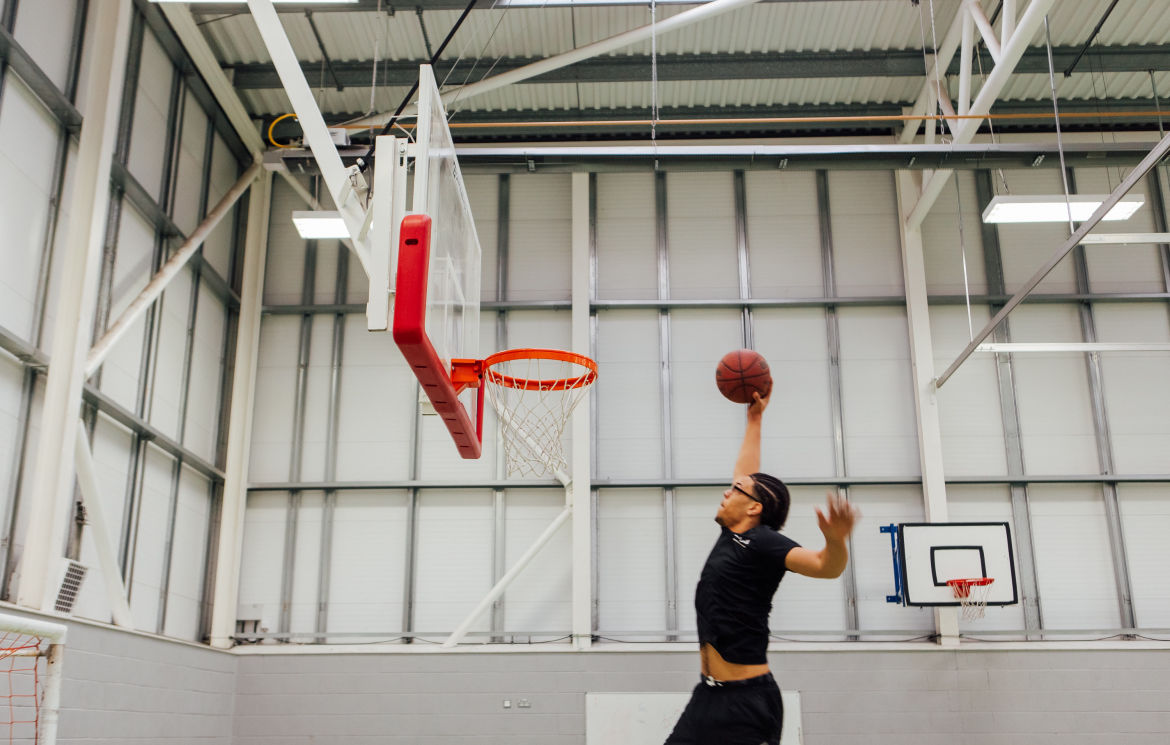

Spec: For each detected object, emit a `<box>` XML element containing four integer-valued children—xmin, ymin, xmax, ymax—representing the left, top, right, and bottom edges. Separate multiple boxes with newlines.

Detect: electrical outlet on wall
<box><xmin>518</xmin><ymin>699</ymin><xmax>531</xmax><ymax>708</ymax></box>
<box><xmin>503</xmin><ymin>700</ymin><xmax>511</xmax><ymax>708</ymax></box>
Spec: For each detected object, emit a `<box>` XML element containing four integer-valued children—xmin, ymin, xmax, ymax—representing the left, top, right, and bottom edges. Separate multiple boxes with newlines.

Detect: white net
<box><xmin>483</xmin><ymin>352</ymin><xmax>596</xmax><ymax>478</ymax></box>
<box><xmin>949</xmin><ymin>578</ymin><xmax>995</xmax><ymax>621</ymax></box>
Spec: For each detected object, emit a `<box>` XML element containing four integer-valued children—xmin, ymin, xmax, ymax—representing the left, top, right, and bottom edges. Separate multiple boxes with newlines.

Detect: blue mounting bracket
<box><xmin>880</xmin><ymin>524</ymin><xmax>904</xmax><ymax>605</ymax></box>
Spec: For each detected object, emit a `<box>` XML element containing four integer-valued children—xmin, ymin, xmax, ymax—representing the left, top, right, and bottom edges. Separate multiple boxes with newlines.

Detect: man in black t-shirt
<box><xmin>664</xmin><ymin>392</ymin><xmax>858</xmax><ymax>745</ymax></box>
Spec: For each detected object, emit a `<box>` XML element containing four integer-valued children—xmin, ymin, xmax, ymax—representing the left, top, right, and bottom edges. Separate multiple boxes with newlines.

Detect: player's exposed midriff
<box><xmin>699</xmin><ymin>643</ymin><xmax>771</xmax><ymax>681</ymax></box>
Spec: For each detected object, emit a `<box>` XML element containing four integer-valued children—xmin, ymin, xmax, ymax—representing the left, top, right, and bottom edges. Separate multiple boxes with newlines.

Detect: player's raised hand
<box><xmin>816</xmin><ymin>490</ymin><xmax>858</xmax><ymax>543</ymax></box>
<box><xmin>747</xmin><ymin>390</ymin><xmax>770</xmax><ymax>420</ymax></box>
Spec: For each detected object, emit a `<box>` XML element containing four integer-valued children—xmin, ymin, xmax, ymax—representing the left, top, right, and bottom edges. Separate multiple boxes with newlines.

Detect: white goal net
<box><xmin>0</xmin><ymin>614</ymin><xmax>65</xmax><ymax>744</ymax></box>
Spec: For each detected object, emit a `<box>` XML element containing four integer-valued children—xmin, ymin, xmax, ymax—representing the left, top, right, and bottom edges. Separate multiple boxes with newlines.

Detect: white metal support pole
<box><xmin>209</xmin><ymin>171</ymin><xmax>273</xmax><ymax>649</ymax></box>
<box><xmin>16</xmin><ymin>0</ymin><xmax>134</xmax><ymax>612</ymax></box>
<box><xmin>73</xmin><ymin>424</ymin><xmax>134</xmax><ymax>629</ymax></box>
<box><xmin>39</xmin><ymin>641</ymin><xmax>64</xmax><ymax>745</ymax></box>
<box><xmin>958</xmin><ymin>9</ymin><xmax>974</xmax><ymax>117</ymax></box>
<box><xmin>1002</xmin><ymin>0</ymin><xmax>1017</xmax><ymax>48</ymax></box>
<box><xmin>899</xmin><ymin>11</ymin><xmax>965</xmax><ymax>144</ymax></box>
<box><xmin>246</xmin><ymin>0</ymin><xmax>371</xmax><ymax>273</ymax></box>
<box><xmin>967</xmin><ymin>0</ymin><xmax>1002</xmax><ymax>63</ymax></box>
<box><xmin>895</xmin><ymin>171</ymin><xmax>958</xmax><ymax>646</ymax></box>
<box><xmin>86</xmin><ymin>161</ymin><xmax>262</xmax><ymax>376</ymax></box>
<box><xmin>571</xmin><ymin>172</ymin><xmax>592</xmax><ymax>650</ymax></box>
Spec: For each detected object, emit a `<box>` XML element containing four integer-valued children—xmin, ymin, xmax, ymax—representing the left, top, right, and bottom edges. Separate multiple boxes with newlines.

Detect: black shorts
<box><xmin>664</xmin><ymin>672</ymin><xmax>784</xmax><ymax>745</ymax></box>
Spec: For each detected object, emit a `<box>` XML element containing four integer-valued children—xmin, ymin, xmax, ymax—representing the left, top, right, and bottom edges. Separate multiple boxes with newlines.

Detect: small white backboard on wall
<box><xmin>898</xmin><ymin>522</ymin><xmax>1019</xmax><ymax>606</ymax></box>
<box><xmin>586</xmin><ymin>691</ymin><xmax>802</xmax><ymax>745</ymax></box>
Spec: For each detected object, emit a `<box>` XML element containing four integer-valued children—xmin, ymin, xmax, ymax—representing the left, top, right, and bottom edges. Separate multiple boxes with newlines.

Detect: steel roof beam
<box><xmin>227</xmin><ymin>45</ymin><xmax>1170</xmax><ymax>89</ymax></box>
<box><xmin>191</xmin><ymin>0</ymin><xmax>883</xmax><ymax>10</ymax></box>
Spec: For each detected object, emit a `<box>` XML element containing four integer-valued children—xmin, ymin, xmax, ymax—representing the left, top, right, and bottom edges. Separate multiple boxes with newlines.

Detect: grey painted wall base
<box><xmin>2</xmin><ymin>607</ymin><xmax>1167</xmax><ymax>744</ymax></box>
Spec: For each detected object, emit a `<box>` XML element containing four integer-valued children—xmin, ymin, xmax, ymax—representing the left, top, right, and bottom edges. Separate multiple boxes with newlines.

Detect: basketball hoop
<box><xmin>480</xmin><ymin>349</ymin><xmax>597</xmax><ymax>480</ymax></box>
<box><xmin>947</xmin><ymin>577</ymin><xmax>995</xmax><ymax>621</ymax></box>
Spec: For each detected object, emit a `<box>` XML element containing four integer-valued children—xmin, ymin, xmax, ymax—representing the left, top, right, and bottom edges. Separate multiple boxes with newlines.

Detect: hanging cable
<box><xmin>1153</xmin><ymin>70</ymin><xmax>1165</xmax><ymax>139</ymax></box>
<box><xmin>359</xmin><ymin>0</ymin><xmax>479</xmax><ymax>168</ymax></box>
<box><xmin>1044</xmin><ymin>15</ymin><xmax>1075</xmax><ymax>235</ymax></box>
<box><xmin>369</xmin><ymin>0</ymin><xmax>384</xmax><ymax>143</ymax></box>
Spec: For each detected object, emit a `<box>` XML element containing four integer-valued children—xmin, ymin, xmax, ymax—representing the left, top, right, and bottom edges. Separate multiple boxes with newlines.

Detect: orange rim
<box><xmin>482</xmin><ymin>348</ymin><xmax>598</xmax><ymax>391</ymax></box>
<box><xmin>946</xmin><ymin>578</ymin><xmax>993</xmax><ymax>598</ymax></box>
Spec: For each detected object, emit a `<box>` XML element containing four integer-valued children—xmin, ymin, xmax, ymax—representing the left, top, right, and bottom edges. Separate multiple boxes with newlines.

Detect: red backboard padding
<box><xmin>392</xmin><ymin>214</ymin><xmax>483</xmax><ymax>459</ymax></box>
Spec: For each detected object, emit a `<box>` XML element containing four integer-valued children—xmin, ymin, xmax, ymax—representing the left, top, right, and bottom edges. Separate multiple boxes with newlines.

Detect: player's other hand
<box><xmin>747</xmin><ymin>391</ymin><xmax>770</xmax><ymax>420</ymax></box>
<box><xmin>816</xmin><ymin>491</ymin><xmax>859</xmax><ymax>543</ymax></box>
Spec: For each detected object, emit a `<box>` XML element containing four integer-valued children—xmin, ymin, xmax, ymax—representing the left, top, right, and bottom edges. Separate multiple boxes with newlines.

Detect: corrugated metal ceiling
<box><xmin>199</xmin><ymin>0</ymin><xmax>1170</xmax><ymax>116</ymax></box>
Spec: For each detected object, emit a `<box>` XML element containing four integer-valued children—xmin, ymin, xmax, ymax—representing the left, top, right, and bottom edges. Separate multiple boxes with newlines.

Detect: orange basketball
<box><xmin>715</xmin><ymin>349</ymin><xmax>773</xmax><ymax>404</ymax></box>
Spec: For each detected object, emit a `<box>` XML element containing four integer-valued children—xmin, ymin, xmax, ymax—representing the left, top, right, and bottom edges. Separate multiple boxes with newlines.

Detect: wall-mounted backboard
<box><xmin>898</xmin><ymin>522</ymin><xmax>1019</xmax><ymax>607</ymax></box>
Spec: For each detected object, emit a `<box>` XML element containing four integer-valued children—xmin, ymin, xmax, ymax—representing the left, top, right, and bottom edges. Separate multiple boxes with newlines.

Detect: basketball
<box><xmin>715</xmin><ymin>349</ymin><xmax>773</xmax><ymax>404</ymax></box>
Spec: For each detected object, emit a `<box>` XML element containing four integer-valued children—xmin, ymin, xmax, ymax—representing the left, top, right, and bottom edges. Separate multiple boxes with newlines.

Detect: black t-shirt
<box><xmin>695</xmin><ymin>525</ymin><xmax>801</xmax><ymax>665</ymax></box>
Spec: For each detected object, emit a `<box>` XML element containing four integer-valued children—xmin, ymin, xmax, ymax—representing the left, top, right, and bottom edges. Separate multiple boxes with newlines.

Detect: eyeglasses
<box><xmin>730</xmin><ymin>483</ymin><xmax>759</xmax><ymax>503</ymax></box>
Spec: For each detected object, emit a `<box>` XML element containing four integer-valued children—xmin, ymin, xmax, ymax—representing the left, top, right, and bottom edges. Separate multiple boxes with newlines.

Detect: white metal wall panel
<box><xmin>294</xmin><ymin>315</ymin><xmax>337</xmax><ymax>484</ymax></box>
<box><xmin>127</xmin><ymin>30</ymin><xmax>174</xmax><ymax>204</ymax></box>
<box><xmin>326</xmin><ymin>490</ymin><xmax>408</xmax><ymax>636</ymax></box>
<box><xmin>753</xmin><ymin>308</ymin><xmax>835</xmax><ymax>478</ymax></box>
<box><xmin>12</xmin><ymin>0</ymin><xmax>78</xmax><ymax>92</ymax></box>
<box><xmin>837</xmin><ymin>307</ymin><xmax>919</xmax><ymax>477</ymax></box>
<box><xmin>171</xmin><ymin>90</ymin><xmax>208</xmax><ymax>237</ymax></box>
<box><xmin>744</xmin><ymin>171</ymin><xmax>823</xmax><ymax>298</ymax></box>
<box><xmin>929</xmin><ymin>304</ymin><xmax>1008</xmax><ymax>476</ymax></box>
<box><xmin>238</xmin><ymin>492</ymin><xmax>289</xmax><ymax>637</ymax></box>
<box><xmin>674</xmin><ymin>487</ymin><xmax>722</xmax><ymax>632</ymax></box>
<box><xmin>149</xmin><ymin>266</ymin><xmax>195</xmax><ymax>441</ymax></box>
<box><xmin>848</xmin><ymin>485</ymin><xmax>934</xmax><ymax>632</ymax></box>
<box><xmin>994</xmin><ymin>169</ymin><xmax>1078</xmax><ymax>294</ymax></box>
<box><xmin>507</xmin><ymin>174</ymin><xmax>571</xmax><ymax>301</ymax></box>
<box><xmin>671</xmin><ymin>310</ymin><xmax>743</xmax><ymax>478</ymax></box>
<box><xmin>185</xmin><ymin>285</ymin><xmax>226</xmax><ymax>463</ymax></box>
<box><xmin>597</xmin><ymin>489</ymin><xmax>666</xmax><ymax>635</ymax></box>
<box><xmin>769</xmin><ymin>487</ymin><xmax>849</xmax><ymax>634</ymax></box>
<box><xmin>0</xmin><ymin>358</ymin><xmax>24</xmax><ymax>524</ymax></box>
<box><xmin>0</xmin><ymin>77</ymin><xmax>60</xmax><ymax>340</ymax></box>
<box><xmin>309</xmin><ymin>239</ymin><xmax>343</xmax><ymax>306</ymax></box>
<box><xmin>129</xmin><ymin>444</ymin><xmax>175</xmax><ymax>632</ymax></box>
<box><xmin>413</xmin><ymin>490</ymin><xmax>494</xmax><ymax>638</ymax></box>
<box><xmin>503</xmin><ymin>489</ymin><xmax>572</xmax><ymax>633</ymax></box>
<box><xmin>1117</xmin><ymin>483</ymin><xmax>1170</xmax><ymax>628</ymax></box>
<box><xmin>335</xmin><ymin>314</ymin><xmax>414</xmax><ymax>482</ymax></box>
<box><xmin>595</xmin><ymin>311</ymin><xmax>662</xmax><ymax>480</ymax></box>
<box><xmin>248</xmin><ymin>315</ymin><xmax>299</xmax><ymax>483</ymax></box>
<box><xmin>99</xmin><ymin>201</ymin><xmax>155</xmax><ymax>411</ymax></box>
<box><xmin>163</xmin><ymin>466</ymin><xmax>211</xmax><ymax>641</ymax></box>
<box><xmin>827</xmin><ymin>171</ymin><xmax>903</xmax><ymax>296</ymax></box>
<box><xmin>1073</xmin><ymin>167</ymin><xmax>1162</xmax><ymax>293</ymax></box>
<box><xmin>596</xmin><ymin>173</ymin><xmax>657</xmax><ymax>301</ymax></box>
<box><xmin>262</xmin><ymin>177</ymin><xmax>309</xmax><ymax>306</ymax></box>
<box><xmin>921</xmin><ymin>171</ymin><xmax>988</xmax><ymax>296</ymax></box>
<box><xmin>666</xmin><ymin>172</ymin><xmax>738</xmax><ymax>300</ymax></box>
<box><xmin>1008</xmin><ymin>304</ymin><xmax>1100</xmax><ymax>475</ymax></box>
<box><xmin>1029</xmin><ymin>483</ymin><xmax>1122</xmax><ymax>630</ymax></box>
<box><xmin>463</xmin><ymin>174</ymin><xmax>498</xmax><ymax>301</ymax></box>
<box><xmin>289</xmin><ymin>492</ymin><xmax>323</xmax><ymax>634</ymax></box>
<box><xmin>944</xmin><ymin>484</ymin><xmax>1027</xmax><ymax>632</ymax></box>
<box><xmin>1092</xmin><ymin>302</ymin><xmax>1170</xmax><ymax>474</ymax></box>
<box><xmin>202</xmin><ymin>134</ymin><xmax>240</xmax><ymax>280</ymax></box>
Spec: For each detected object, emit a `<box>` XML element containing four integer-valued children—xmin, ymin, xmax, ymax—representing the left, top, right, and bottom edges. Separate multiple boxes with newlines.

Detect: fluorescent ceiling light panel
<box><xmin>1079</xmin><ymin>233</ymin><xmax>1170</xmax><ymax>245</ymax></box>
<box><xmin>149</xmin><ymin>1</ymin><xmax>356</xmax><ymax>4</ymax></box>
<box><xmin>292</xmin><ymin>211</ymin><xmax>349</xmax><ymax>239</ymax></box>
<box><xmin>982</xmin><ymin>194</ymin><xmax>1144</xmax><ymax>223</ymax></box>
<box><xmin>976</xmin><ymin>342</ymin><xmax>1170</xmax><ymax>353</ymax></box>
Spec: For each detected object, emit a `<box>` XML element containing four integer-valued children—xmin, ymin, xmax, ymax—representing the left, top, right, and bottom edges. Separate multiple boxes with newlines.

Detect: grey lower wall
<box><xmin>0</xmin><ymin>607</ymin><xmax>236</xmax><ymax>744</ymax></box>
<box><xmin>0</xmin><ymin>609</ymin><xmax>1166</xmax><ymax>744</ymax></box>
<box><xmin>232</xmin><ymin>646</ymin><xmax>1170</xmax><ymax>744</ymax></box>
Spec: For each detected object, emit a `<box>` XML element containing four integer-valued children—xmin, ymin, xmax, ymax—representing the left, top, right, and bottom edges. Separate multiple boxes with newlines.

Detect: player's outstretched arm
<box><xmin>733</xmin><ymin>392</ymin><xmax>769</xmax><ymax>480</ymax></box>
<box><xmin>785</xmin><ymin>491</ymin><xmax>859</xmax><ymax>579</ymax></box>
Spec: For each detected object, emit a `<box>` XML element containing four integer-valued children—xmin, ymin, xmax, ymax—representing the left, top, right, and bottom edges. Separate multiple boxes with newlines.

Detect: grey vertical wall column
<box><xmin>278</xmin><ymin>234</ymin><xmax>318</xmax><ymax>635</ymax></box>
<box><xmin>0</xmin><ymin>0</ymin><xmax>89</xmax><ymax>599</ymax></box>
<box><xmin>1066</xmin><ymin>171</ymin><xmax>1136</xmax><ymax>630</ymax></box>
<box><xmin>974</xmin><ymin>170</ymin><xmax>1043</xmax><ymax>632</ymax></box>
<box><xmin>815</xmin><ymin>171</ymin><xmax>860</xmax><ymax>635</ymax></box>
<box><xmin>1148</xmin><ymin>171</ymin><xmax>1170</xmax><ymax>309</ymax></box>
<box><xmin>655</xmin><ymin>172</ymin><xmax>678</xmax><ymax>639</ymax></box>
<box><xmin>315</xmin><ymin>243</ymin><xmax>348</xmax><ymax>639</ymax></box>
<box><xmin>733</xmin><ymin>171</ymin><xmax>754</xmax><ymax>349</ymax></box>
<box><xmin>588</xmin><ymin>174</ymin><xmax>600</xmax><ymax>637</ymax></box>
<box><xmin>401</xmin><ymin>386</ymin><xmax>422</xmax><ymax>640</ymax></box>
<box><xmin>492</xmin><ymin>174</ymin><xmax>509</xmax><ymax>638</ymax></box>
